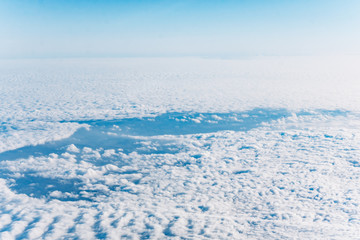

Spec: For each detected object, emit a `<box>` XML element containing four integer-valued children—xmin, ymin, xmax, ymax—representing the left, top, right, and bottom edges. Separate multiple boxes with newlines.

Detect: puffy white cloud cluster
<box><xmin>1</xmin><ymin>56</ymin><xmax>360</xmax><ymax>239</ymax></box>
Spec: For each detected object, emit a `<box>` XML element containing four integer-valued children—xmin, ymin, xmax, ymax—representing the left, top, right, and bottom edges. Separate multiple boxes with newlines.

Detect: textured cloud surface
<box><xmin>1</xmin><ymin>57</ymin><xmax>360</xmax><ymax>239</ymax></box>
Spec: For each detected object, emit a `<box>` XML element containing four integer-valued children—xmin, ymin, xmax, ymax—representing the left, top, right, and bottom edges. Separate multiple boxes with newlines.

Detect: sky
<box><xmin>0</xmin><ymin>0</ymin><xmax>360</xmax><ymax>58</ymax></box>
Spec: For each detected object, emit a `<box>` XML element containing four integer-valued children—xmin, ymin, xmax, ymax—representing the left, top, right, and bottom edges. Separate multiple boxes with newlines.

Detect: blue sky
<box><xmin>0</xmin><ymin>0</ymin><xmax>359</xmax><ymax>58</ymax></box>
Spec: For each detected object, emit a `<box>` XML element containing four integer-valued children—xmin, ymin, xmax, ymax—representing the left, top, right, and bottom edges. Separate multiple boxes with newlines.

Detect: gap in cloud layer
<box><xmin>0</xmin><ymin>108</ymin><xmax>291</xmax><ymax>162</ymax></box>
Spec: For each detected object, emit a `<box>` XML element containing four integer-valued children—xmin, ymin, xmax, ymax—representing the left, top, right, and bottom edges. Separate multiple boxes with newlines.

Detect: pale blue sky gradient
<box><xmin>1</xmin><ymin>0</ymin><xmax>359</xmax><ymax>58</ymax></box>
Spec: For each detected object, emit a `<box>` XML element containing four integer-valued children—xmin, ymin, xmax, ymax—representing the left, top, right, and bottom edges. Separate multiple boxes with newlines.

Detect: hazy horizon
<box><xmin>1</xmin><ymin>0</ymin><xmax>360</xmax><ymax>59</ymax></box>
